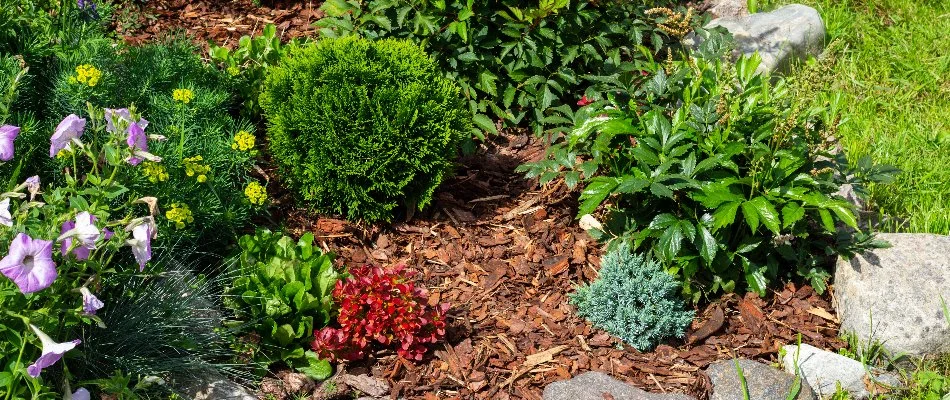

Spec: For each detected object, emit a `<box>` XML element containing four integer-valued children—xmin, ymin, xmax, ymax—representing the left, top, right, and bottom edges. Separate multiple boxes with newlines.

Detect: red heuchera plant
<box><xmin>312</xmin><ymin>264</ymin><xmax>449</xmax><ymax>362</ymax></box>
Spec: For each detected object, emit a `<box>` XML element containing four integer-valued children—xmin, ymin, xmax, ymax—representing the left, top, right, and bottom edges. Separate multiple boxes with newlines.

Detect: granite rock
<box><xmin>706</xmin><ymin>4</ymin><xmax>825</xmax><ymax>75</ymax></box>
<box><xmin>781</xmin><ymin>343</ymin><xmax>897</xmax><ymax>399</ymax></box>
<box><xmin>707</xmin><ymin>359</ymin><xmax>816</xmax><ymax>400</ymax></box>
<box><xmin>543</xmin><ymin>372</ymin><xmax>695</xmax><ymax>400</ymax></box>
<box><xmin>835</xmin><ymin>233</ymin><xmax>950</xmax><ymax>357</ymax></box>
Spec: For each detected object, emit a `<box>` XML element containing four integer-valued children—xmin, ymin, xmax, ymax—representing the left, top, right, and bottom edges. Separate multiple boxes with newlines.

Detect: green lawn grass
<box><xmin>780</xmin><ymin>0</ymin><xmax>950</xmax><ymax>234</ymax></box>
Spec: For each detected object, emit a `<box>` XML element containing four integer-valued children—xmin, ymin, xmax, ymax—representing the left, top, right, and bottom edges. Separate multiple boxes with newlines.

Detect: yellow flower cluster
<box><xmin>244</xmin><ymin>181</ymin><xmax>267</xmax><ymax>206</ymax></box>
<box><xmin>227</xmin><ymin>66</ymin><xmax>240</xmax><ymax>77</ymax></box>
<box><xmin>173</xmin><ymin>88</ymin><xmax>194</xmax><ymax>104</ymax></box>
<box><xmin>182</xmin><ymin>155</ymin><xmax>211</xmax><ymax>183</ymax></box>
<box><xmin>142</xmin><ymin>162</ymin><xmax>169</xmax><ymax>183</ymax></box>
<box><xmin>166</xmin><ymin>202</ymin><xmax>194</xmax><ymax>229</ymax></box>
<box><xmin>69</xmin><ymin>64</ymin><xmax>102</xmax><ymax>87</ymax></box>
<box><xmin>231</xmin><ymin>130</ymin><xmax>256</xmax><ymax>152</ymax></box>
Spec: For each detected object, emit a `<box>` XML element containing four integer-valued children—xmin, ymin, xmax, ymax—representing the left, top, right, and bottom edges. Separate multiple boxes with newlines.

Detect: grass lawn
<box><xmin>780</xmin><ymin>0</ymin><xmax>950</xmax><ymax>234</ymax></box>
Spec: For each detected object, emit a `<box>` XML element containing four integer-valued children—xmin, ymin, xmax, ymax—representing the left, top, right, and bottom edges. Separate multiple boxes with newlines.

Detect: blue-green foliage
<box><xmin>570</xmin><ymin>243</ymin><xmax>694</xmax><ymax>351</ymax></box>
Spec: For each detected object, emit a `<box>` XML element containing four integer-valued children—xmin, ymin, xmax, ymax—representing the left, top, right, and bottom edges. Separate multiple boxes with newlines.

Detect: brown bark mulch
<box><xmin>270</xmin><ymin>132</ymin><xmax>847</xmax><ymax>399</ymax></box>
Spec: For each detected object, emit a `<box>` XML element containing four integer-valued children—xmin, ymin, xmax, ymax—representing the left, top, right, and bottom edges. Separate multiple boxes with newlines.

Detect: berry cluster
<box><xmin>312</xmin><ymin>265</ymin><xmax>449</xmax><ymax>362</ymax></box>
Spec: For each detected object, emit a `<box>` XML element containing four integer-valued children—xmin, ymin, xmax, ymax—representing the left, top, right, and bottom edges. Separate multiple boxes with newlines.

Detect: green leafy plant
<box><xmin>260</xmin><ymin>36</ymin><xmax>470</xmax><ymax>222</ymax></box>
<box><xmin>208</xmin><ymin>24</ymin><xmax>293</xmax><ymax>117</ymax></box>
<box><xmin>223</xmin><ymin>229</ymin><xmax>340</xmax><ymax>364</ymax></box>
<box><xmin>521</xmin><ymin>29</ymin><xmax>894</xmax><ymax>299</ymax></box>
<box><xmin>316</xmin><ymin>0</ymin><xmax>686</xmax><ymax>135</ymax></box>
<box><xmin>569</xmin><ymin>243</ymin><xmax>694</xmax><ymax>351</ymax></box>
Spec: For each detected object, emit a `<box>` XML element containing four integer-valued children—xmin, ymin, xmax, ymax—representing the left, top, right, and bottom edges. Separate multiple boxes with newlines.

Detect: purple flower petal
<box><xmin>128</xmin><ymin>223</ymin><xmax>152</xmax><ymax>271</ymax></box>
<box><xmin>24</xmin><ymin>175</ymin><xmax>40</xmax><ymax>200</ymax></box>
<box><xmin>0</xmin><ymin>198</ymin><xmax>12</xmax><ymax>227</ymax></box>
<box><xmin>72</xmin><ymin>388</ymin><xmax>91</xmax><ymax>400</ymax></box>
<box><xmin>126</xmin><ymin>122</ymin><xmax>148</xmax><ymax>166</ymax></box>
<box><xmin>0</xmin><ymin>125</ymin><xmax>20</xmax><ymax>161</ymax></box>
<box><xmin>80</xmin><ymin>287</ymin><xmax>104</xmax><ymax>315</ymax></box>
<box><xmin>0</xmin><ymin>233</ymin><xmax>57</xmax><ymax>294</ymax></box>
<box><xmin>26</xmin><ymin>325</ymin><xmax>79</xmax><ymax>378</ymax></box>
<box><xmin>50</xmin><ymin>115</ymin><xmax>86</xmax><ymax>158</ymax></box>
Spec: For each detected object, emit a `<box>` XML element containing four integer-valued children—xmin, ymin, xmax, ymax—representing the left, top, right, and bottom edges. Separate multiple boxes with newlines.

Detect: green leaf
<box><xmin>749</xmin><ymin>196</ymin><xmax>781</xmax><ymax>234</ymax></box>
<box><xmin>742</xmin><ymin>257</ymin><xmax>768</xmax><ymax>296</ymax></box>
<box><xmin>649</xmin><ymin>182</ymin><xmax>674</xmax><ymax>198</ymax></box>
<box><xmin>578</xmin><ymin>177</ymin><xmax>619</xmax><ymax>215</ymax></box>
<box><xmin>818</xmin><ymin>208</ymin><xmax>836</xmax><ymax>232</ymax></box>
<box><xmin>472</xmin><ymin>114</ymin><xmax>498</xmax><ymax>134</ymax></box>
<box><xmin>697</xmin><ymin>225</ymin><xmax>717</xmax><ymax>265</ymax></box>
<box><xmin>712</xmin><ymin>202</ymin><xmax>740</xmax><ymax>231</ymax></box>
<box><xmin>781</xmin><ymin>202</ymin><xmax>806</xmax><ymax>229</ymax></box>
<box><xmin>827</xmin><ymin>201</ymin><xmax>858</xmax><ymax>229</ymax></box>
<box><xmin>741</xmin><ymin>200</ymin><xmax>761</xmax><ymax>232</ymax></box>
<box><xmin>616</xmin><ymin>175</ymin><xmax>650</xmax><ymax>194</ymax></box>
<box><xmin>658</xmin><ymin>224</ymin><xmax>685</xmax><ymax>262</ymax></box>
<box><xmin>648</xmin><ymin>213</ymin><xmax>679</xmax><ymax>230</ymax></box>
<box><xmin>298</xmin><ymin>351</ymin><xmax>334</xmax><ymax>380</ymax></box>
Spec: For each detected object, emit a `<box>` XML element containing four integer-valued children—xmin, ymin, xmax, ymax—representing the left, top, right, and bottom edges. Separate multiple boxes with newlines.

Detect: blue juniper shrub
<box><xmin>570</xmin><ymin>243</ymin><xmax>695</xmax><ymax>352</ymax></box>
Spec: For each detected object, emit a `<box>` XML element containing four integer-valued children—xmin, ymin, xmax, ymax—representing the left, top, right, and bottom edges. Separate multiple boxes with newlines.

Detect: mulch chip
<box><xmin>271</xmin><ymin>132</ymin><xmax>847</xmax><ymax>399</ymax></box>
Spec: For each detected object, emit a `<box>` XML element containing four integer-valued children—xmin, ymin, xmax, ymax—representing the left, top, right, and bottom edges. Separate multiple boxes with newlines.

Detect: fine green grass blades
<box><xmin>782</xmin><ymin>0</ymin><xmax>950</xmax><ymax>234</ymax></box>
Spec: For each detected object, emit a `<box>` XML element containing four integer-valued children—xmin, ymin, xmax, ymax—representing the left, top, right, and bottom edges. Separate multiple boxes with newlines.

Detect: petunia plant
<box><xmin>0</xmin><ymin>104</ymin><xmax>165</xmax><ymax>398</ymax></box>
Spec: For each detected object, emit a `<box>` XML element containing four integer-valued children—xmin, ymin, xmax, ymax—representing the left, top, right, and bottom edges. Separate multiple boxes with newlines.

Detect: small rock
<box><xmin>706</xmin><ymin>4</ymin><xmax>825</xmax><ymax>75</ymax></box>
<box><xmin>340</xmin><ymin>373</ymin><xmax>390</xmax><ymax>398</ymax></box>
<box><xmin>781</xmin><ymin>343</ymin><xmax>875</xmax><ymax>398</ymax></box>
<box><xmin>283</xmin><ymin>372</ymin><xmax>316</xmax><ymax>395</ymax></box>
<box><xmin>181</xmin><ymin>372</ymin><xmax>257</xmax><ymax>400</ymax></box>
<box><xmin>702</xmin><ymin>0</ymin><xmax>749</xmax><ymax>18</ymax></box>
<box><xmin>835</xmin><ymin>233</ymin><xmax>950</xmax><ymax>357</ymax></box>
<box><xmin>706</xmin><ymin>359</ymin><xmax>817</xmax><ymax>400</ymax></box>
<box><xmin>543</xmin><ymin>372</ymin><xmax>696</xmax><ymax>400</ymax></box>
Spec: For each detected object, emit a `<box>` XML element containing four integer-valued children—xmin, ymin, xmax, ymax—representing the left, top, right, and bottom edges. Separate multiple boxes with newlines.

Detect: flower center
<box><xmin>22</xmin><ymin>255</ymin><xmax>35</xmax><ymax>272</ymax></box>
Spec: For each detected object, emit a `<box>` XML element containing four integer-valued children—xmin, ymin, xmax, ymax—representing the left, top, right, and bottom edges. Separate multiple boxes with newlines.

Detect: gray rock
<box><xmin>707</xmin><ymin>359</ymin><xmax>817</xmax><ymax>400</ymax></box>
<box><xmin>703</xmin><ymin>0</ymin><xmax>749</xmax><ymax>18</ymax></box>
<box><xmin>341</xmin><ymin>374</ymin><xmax>390</xmax><ymax>398</ymax></box>
<box><xmin>543</xmin><ymin>372</ymin><xmax>695</xmax><ymax>400</ymax></box>
<box><xmin>835</xmin><ymin>233</ymin><xmax>950</xmax><ymax>357</ymax></box>
<box><xmin>706</xmin><ymin>4</ymin><xmax>825</xmax><ymax>75</ymax></box>
<box><xmin>182</xmin><ymin>373</ymin><xmax>256</xmax><ymax>400</ymax></box>
<box><xmin>781</xmin><ymin>343</ymin><xmax>871</xmax><ymax>398</ymax></box>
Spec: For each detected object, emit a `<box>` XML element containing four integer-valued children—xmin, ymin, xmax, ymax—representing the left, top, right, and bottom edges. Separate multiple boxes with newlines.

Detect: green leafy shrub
<box><xmin>570</xmin><ymin>243</ymin><xmax>694</xmax><ymax>351</ymax></box>
<box><xmin>49</xmin><ymin>38</ymin><xmax>263</xmax><ymax>248</ymax></box>
<box><xmin>223</xmin><ymin>229</ymin><xmax>340</xmax><ymax>364</ymax></box>
<box><xmin>260</xmin><ymin>36</ymin><xmax>470</xmax><ymax>222</ymax></box>
<box><xmin>316</xmin><ymin>0</ymin><xmax>687</xmax><ymax>135</ymax></box>
<box><xmin>208</xmin><ymin>24</ymin><xmax>294</xmax><ymax>117</ymax></box>
<box><xmin>521</xmin><ymin>30</ymin><xmax>893</xmax><ymax>299</ymax></box>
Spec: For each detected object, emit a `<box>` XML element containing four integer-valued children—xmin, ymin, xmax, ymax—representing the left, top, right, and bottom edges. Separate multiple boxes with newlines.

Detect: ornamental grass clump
<box><xmin>260</xmin><ymin>36</ymin><xmax>471</xmax><ymax>222</ymax></box>
<box><xmin>571</xmin><ymin>243</ymin><xmax>694</xmax><ymax>352</ymax></box>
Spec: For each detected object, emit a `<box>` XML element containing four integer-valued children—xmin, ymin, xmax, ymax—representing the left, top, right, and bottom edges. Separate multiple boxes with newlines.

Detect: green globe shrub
<box><xmin>260</xmin><ymin>36</ymin><xmax>471</xmax><ymax>222</ymax></box>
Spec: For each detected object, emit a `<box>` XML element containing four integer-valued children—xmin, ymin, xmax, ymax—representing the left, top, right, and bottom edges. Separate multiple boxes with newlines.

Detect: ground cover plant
<box><xmin>315</xmin><ymin>0</ymin><xmax>690</xmax><ymax>136</ymax></box>
<box><xmin>50</xmin><ymin>37</ymin><xmax>264</xmax><ymax>248</ymax></box>
<box><xmin>260</xmin><ymin>36</ymin><xmax>471</xmax><ymax>223</ymax></box>
<box><xmin>779</xmin><ymin>0</ymin><xmax>950</xmax><ymax>234</ymax></box>
<box><xmin>520</xmin><ymin>29</ymin><xmax>892</xmax><ymax>299</ymax></box>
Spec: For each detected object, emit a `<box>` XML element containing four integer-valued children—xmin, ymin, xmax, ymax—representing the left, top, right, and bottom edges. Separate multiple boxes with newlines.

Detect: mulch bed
<box><xmin>116</xmin><ymin>2</ymin><xmax>848</xmax><ymax>397</ymax></box>
<box><xmin>273</xmin><ymin>132</ymin><xmax>847</xmax><ymax>399</ymax></box>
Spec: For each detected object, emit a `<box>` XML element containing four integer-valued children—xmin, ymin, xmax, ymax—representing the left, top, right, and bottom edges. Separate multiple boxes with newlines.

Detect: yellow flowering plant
<box><xmin>166</xmin><ymin>202</ymin><xmax>195</xmax><ymax>229</ymax></box>
<box><xmin>70</xmin><ymin>64</ymin><xmax>102</xmax><ymax>87</ymax></box>
<box><xmin>142</xmin><ymin>162</ymin><xmax>169</xmax><ymax>183</ymax></box>
<box><xmin>244</xmin><ymin>181</ymin><xmax>267</xmax><ymax>206</ymax></box>
<box><xmin>182</xmin><ymin>155</ymin><xmax>210</xmax><ymax>183</ymax></box>
<box><xmin>231</xmin><ymin>130</ymin><xmax>255</xmax><ymax>152</ymax></box>
<box><xmin>172</xmin><ymin>88</ymin><xmax>194</xmax><ymax>104</ymax></box>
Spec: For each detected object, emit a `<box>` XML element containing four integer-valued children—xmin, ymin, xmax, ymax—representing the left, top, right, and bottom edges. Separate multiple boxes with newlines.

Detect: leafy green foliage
<box><xmin>260</xmin><ymin>36</ymin><xmax>470</xmax><ymax>222</ymax></box>
<box><xmin>223</xmin><ymin>230</ymin><xmax>340</xmax><ymax>364</ymax></box>
<box><xmin>570</xmin><ymin>243</ymin><xmax>694</xmax><ymax>351</ymax></box>
<box><xmin>521</xmin><ymin>29</ymin><xmax>894</xmax><ymax>300</ymax></box>
<box><xmin>316</xmin><ymin>0</ymin><xmax>684</xmax><ymax>135</ymax></box>
<box><xmin>208</xmin><ymin>24</ymin><xmax>294</xmax><ymax>117</ymax></box>
<box><xmin>50</xmin><ymin>38</ymin><xmax>260</xmax><ymax>248</ymax></box>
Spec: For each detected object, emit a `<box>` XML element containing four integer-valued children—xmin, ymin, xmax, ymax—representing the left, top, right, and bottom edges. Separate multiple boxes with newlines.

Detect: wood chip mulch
<box><xmin>115</xmin><ymin>0</ymin><xmax>323</xmax><ymax>47</ymax></box>
<box><xmin>270</xmin><ymin>132</ymin><xmax>847</xmax><ymax>399</ymax></box>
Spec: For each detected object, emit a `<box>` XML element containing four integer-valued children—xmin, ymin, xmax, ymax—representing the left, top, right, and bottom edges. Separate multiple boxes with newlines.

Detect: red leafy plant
<box><xmin>312</xmin><ymin>264</ymin><xmax>449</xmax><ymax>362</ymax></box>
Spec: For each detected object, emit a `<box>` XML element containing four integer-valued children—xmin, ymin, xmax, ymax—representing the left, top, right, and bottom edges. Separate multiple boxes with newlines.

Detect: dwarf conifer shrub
<box><xmin>261</xmin><ymin>37</ymin><xmax>470</xmax><ymax>222</ymax></box>
<box><xmin>570</xmin><ymin>243</ymin><xmax>694</xmax><ymax>351</ymax></box>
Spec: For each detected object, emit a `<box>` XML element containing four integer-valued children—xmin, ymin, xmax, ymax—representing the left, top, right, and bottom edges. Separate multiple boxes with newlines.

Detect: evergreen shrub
<box><xmin>260</xmin><ymin>36</ymin><xmax>470</xmax><ymax>222</ymax></box>
<box><xmin>570</xmin><ymin>243</ymin><xmax>694</xmax><ymax>351</ymax></box>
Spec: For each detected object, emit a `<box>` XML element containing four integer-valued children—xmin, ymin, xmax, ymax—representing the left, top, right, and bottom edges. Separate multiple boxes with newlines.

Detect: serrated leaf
<box><xmin>749</xmin><ymin>196</ymin><xmax>781</xmax><ymax>234</ymax></box>
<box><xmin>827</xmin><ymin>201</ymin><xmax>858</xmax><ymax>229</ymax></box>
<box><xmin>658</xmin><ymin>223</ymin><xmax>685</xmax><ymax>262</ymax></box>
<box><xmin>697</xmin><ymin>225</ymin><xmax>717</xmax><ymax>265</ymax></box>
<box><xmin>781</xmin><ymin>202</ymin><xmax>805</xmax><ymax>229</ymax></box>
<box><xmin>472</xmin><ymin>114</ymin><xmax>498</xmax><ymax>134</ymax></box>
<box><xmin>578</xmin><ymin>177</ymin><xmax>619</xmax><ymax>215</ymax></box>
<box><xmin>741</xmin><ymin>200</ymin><xmax>761</xmax><ymax>232</ymax></box>
<box><xmin>712</xmin><ymin>202</ymin><xmax>740</xmax><ymax>231</ymax></box>
<box><xmin>818</xmin><ymin>208</ymin><xmax>835</xmax><ymax>232</ymax></box>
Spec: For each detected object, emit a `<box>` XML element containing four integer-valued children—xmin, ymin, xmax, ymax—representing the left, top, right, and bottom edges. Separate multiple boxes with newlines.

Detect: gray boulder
<box><xmin>706</xmin><ymin>4</ymin><xmax>825</xmax><ymax>75</ymax></box>
<box><xmin>835</xmin><ymin>233</ymin><xmax>950</xmax><ymax>357</ymax></box>
<box><xmin>707</xmin><ymin>359</ymin><xmax>816</xmax><ymax>400</ymax></box>
<box><xmin>543</xmin><ymin>372</ymin><xmax>695</xmax><ymax>400</ymax></box>
<box><xmin>703</xmin><ymin>0</ymin><xmax>749</xmax><ymax>18</ymax></box>
<box><xmin>781</xmin><ymin>344</ymin><xmax>901</xmax><ymax>399</ymax></box>
<box><xmin>182</xmin><ymin>372</ymin><xmax>256</xmax><ymax>400</ymax></box>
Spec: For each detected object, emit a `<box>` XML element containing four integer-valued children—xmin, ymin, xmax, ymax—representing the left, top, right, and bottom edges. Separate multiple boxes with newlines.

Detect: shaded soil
<box><xmin>270</xmin><ymin>132</ymin><xmax>847</xmax><ymax>399</ymax></box>
<box><xmin>115</xmin><ymin>0</ymin><xmax>322</xmax><ymax>47</ymax></box>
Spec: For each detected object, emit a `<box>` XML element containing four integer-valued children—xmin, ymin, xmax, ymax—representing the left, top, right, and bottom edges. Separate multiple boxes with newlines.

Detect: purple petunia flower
<box><xmin>0</xmin><ymin>125</ymin><xmax>19</xmax><ymax>161</ymax></box>
<box><xmin>104</xmin><ymin>108</ymin><xmax>148</xmax><ymax>134</ymax></box>
<box><xmin>79</xmin><ymin>287</ymin><xmax>104</xmax><ymax>315</ymax></box>
<box><xmin>59</xmin><ymin>212</ymin><xmax>101</xmax><ymax>260</ymax></box>
<box><xmin>71</xmin><ymin>388</ymin><xmax>91</xmax><ymax>400</ymax></box>
<box><xmin>126</xmin><ymin>122</ymin><xmax>148</xmax><ymax>166</ymax></box>
<box><xmin>0</xmin><ymin>233</ymin><xmax>56</xmax><ymax>294</ymax></box>
<box><xmin>50</xmin><ymin>114</ymin><xmax>86</xmax><ymax>158</ymax></box>
<box><xmin>127</xmin><ymin>222</ymin><xmax>153</xmax><ymax>271</ymax></box>
<box><xmin>0</xmin><ymin>198</ymin><xmax>11</xmax><ymax>227</ymax></box>
<box><xmin>24</xmin><ymin>176</ymin><xmax>40</xmax><ymax>200</ymax></box>
<box><xmin>26</xmin><ymin>325</ymin><xmax>80</xmax><ymax>378</ymax></box>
